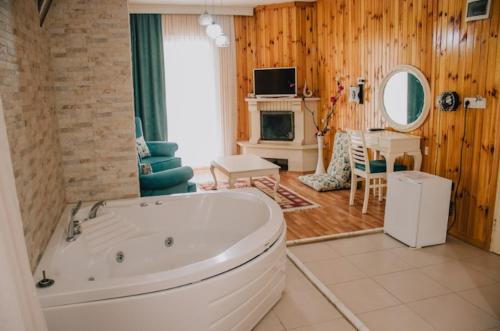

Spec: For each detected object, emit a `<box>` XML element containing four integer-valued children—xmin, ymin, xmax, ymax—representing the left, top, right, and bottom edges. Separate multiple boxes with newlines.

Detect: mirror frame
<box><xmin>379</xmin><ymin>64</ymin><xmax>431</xmax><ymax>132</ymax></box>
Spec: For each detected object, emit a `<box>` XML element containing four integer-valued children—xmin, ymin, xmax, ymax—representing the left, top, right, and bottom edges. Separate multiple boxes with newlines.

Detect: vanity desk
<box><xmin>365</xmin><ymin>131</ymin><xmax>422</xmax><ymax>172</ymax></box>
<box><xmin>347</xmin><ymin>64</ymin><xmax>430</xmax><ymax>213</ymax></box>
<box><xmin>368</xmin><ymin>64</ymin><xmax>430</xmax><ymax>172</ymax></box>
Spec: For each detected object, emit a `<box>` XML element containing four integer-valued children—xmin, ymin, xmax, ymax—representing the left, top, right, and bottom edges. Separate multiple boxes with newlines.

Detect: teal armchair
<box><xmin>140</xmin><ymin>166</ymin><xmax>196</xmax><ymax>196</ymax></box>
<box><xmin>135</xmin><ymin>117</ymin><xmax>196</xmax><ymax>196</ymax></box>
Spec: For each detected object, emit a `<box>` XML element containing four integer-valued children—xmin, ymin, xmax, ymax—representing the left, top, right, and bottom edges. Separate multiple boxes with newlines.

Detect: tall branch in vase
<box><xmin>306</xmin><ymin>80</ymin><xmax>344</xmax><ymax>175</ymax></box>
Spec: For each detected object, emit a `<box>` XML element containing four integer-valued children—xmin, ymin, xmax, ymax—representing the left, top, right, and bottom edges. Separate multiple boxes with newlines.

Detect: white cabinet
<box><xmin>384</xmin><ymin>171</ymin><xmax>452</xmax><ymax>248</ymax></box>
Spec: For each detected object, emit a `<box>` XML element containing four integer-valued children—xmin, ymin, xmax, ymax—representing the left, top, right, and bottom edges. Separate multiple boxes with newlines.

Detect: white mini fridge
<box><xmin>384</xmin><ymin>171</ymin><xmax>452</xmax><ymax>248</ymax></box>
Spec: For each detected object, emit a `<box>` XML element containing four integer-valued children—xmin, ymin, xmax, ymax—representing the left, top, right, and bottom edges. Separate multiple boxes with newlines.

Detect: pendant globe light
<box><xmin>199</xmin><ymin>0</ymin><xmax>213</xmax><ymax>26</ymax></box>
<box><xmin>215</xmin><ymin>34</ymin><xmax>229</xmax><ymax>47</ymax></box>
<box><xmin>206</xmin><ymin>22</ymin><xmax>222</xmax><ymax>39</ymax></box>
<box><xmin>198</xmin><ymin>10</ymin><xmax>213</xmax><ymax>26</ymax></box>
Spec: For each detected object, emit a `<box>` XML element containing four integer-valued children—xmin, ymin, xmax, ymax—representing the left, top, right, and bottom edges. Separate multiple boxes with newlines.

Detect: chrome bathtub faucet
<box><xmin>66</xmin><ymin>201</ymin><xmax>82</xmax><ymax>242</ymax></box>
<box><xmin>88</xmin><ymin>200</ymin><xmax>106</xmax><ymax>219</ymax></box>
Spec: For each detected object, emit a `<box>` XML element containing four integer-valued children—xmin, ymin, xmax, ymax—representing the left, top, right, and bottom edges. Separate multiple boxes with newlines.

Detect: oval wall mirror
<box><xmin>379</xmin><ymin>65</ymin><xmax>431</xmax><ymax>132</ymax></box>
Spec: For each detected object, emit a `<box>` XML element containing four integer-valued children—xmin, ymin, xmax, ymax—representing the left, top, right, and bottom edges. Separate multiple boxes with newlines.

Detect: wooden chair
<box><xmin>348</xmin><ymin>131</ymin><xmax>407</xmax><ymax>213</ymax></box>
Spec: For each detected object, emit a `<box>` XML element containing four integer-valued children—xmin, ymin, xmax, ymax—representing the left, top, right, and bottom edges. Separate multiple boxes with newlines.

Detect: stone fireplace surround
<box><xmin>237</xmin><ymin>97</ymin><xmax>319</xmax><ymax>172</ymax></box>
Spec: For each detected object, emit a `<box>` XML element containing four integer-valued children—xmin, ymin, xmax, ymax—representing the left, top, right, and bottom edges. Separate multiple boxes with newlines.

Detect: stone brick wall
<box><xmin>0</xmin><ymin>0</ymin><xmax>66</xmax><ymax>269</ymax></box>
<box><xmin>0</xmin><ymin>0</ymin><xmax>139</xmax><ymax>269</ymax></box>
<box><xmin>48</xmin><ymin>0</ymin><xmax>139</xmax><ymax>202</ymax></box>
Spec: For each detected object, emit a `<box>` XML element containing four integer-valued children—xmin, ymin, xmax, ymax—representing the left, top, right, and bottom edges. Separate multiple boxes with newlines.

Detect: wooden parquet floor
<box><xmin>279</xmin><ymin>171</ymin><xmax>385</xmax><ymax>241</ymax></box>
<box><xmin>194</xmin><ymin>169</ymin><xmax>385</xmax><ymax>241</ymax></box>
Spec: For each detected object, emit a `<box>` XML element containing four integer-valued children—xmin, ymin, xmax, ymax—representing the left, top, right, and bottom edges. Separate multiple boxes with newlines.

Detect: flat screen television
<box><xmin>253</xmin><ymin>67</ymin><xmax>297</xmax><ymax>97</ymax></box>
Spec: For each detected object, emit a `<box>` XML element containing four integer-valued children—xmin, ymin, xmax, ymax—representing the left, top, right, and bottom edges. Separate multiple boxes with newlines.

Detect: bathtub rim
<box><xmin>35</xmin><ymin>188</ymin><xmax>284</xmax><ymax>308</ymax></box>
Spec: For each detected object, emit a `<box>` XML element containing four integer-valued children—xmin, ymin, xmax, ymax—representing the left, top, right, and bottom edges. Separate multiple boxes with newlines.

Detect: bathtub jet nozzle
<box><xmin>165</xmin><ymin>237</ymin><xmax>174</xmax><ymax>247</ymax></box>
<box><xmin>115</xmin><ymin>251</ymin><xmax>125</xmax><ymax>263</ymax></box>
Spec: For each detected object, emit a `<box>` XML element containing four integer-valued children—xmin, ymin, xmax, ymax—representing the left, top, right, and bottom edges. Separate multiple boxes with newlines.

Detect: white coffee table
<box><xmin>210</xmin><ymin>154</ymin><xmax>281</xmax><ymax>200</ymax></box>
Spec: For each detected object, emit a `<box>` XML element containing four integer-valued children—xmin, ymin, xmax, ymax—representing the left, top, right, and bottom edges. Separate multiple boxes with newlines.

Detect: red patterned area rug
<box><xmin>198</xmin><ymin>177</ymin><xmax>320</xmax><ymax>212</ymax></box>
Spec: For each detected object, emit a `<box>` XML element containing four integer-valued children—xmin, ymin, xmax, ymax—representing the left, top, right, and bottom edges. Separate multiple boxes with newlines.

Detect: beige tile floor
<box><xmin>288</xmin><ymin>233</ymin><xmax>500</xmax><ymax>331</ymax></box>
<box><xmin>253</xmin><ymin>260</ymin><xmax>356</xmax><ymax>331</ymax></box>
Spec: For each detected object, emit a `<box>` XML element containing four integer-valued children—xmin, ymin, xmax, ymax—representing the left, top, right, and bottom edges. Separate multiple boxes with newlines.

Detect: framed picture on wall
<box><xmin>465</xmin><ymin>0</ymin><xmax>491</xmax><ymax>22</ymax></box>
<box><xmin>37</xmin><ymin>0</ymin><xmax>53</xmax><ymax>27</ymax></box>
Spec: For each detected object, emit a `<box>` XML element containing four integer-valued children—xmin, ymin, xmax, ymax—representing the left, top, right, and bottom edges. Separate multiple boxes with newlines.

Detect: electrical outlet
<box><xmin>424</xmin><ymin>146</ymin><xmax>429</xmax><ymax>155</ymax></box>
<box><xmin>464</xmin><ymin>97</ymin><xmax>486</xmax><ymax>109</ymax></box>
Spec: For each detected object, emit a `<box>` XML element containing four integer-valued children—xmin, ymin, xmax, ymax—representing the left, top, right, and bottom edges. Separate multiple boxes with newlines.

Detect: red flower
<box><xmin>338</xmin><ymin>85</ymin><xmax>344</xmax><ymax>92</ymax></box>
<box><xmin>330</xmin><ymin>96</ymin><xmax>337</xmax><ymax>103</ymax></box>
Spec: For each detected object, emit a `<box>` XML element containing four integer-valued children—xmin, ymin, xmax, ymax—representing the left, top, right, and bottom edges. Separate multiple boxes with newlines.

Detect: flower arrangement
<box><xmin>306</xmin><ymin>80</ymin><xmax>344</xmax><ymax>136</ymax></box>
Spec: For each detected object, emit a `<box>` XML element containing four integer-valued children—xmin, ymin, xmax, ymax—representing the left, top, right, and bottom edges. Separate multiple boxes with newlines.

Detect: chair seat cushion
<box><xmin>141</xmin><ymin>156</ymin><xmax>182</xmax><ymax>172</ymax></box>
<box><xmin>355</xmin><ymin>160</ymin><xmax>407</xmax><ymax>173</ymax></box>
<box><xmin>298</xmin><ymin>174</ymin><xmax>351</xmax><ymax>192</ymax></box>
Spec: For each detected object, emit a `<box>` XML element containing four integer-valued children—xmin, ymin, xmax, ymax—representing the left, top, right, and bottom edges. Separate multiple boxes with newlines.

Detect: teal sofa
<box><xmin>135</xmin><ymin>117</ymin><xmax>196</xmax><ymax>196</ymax></box>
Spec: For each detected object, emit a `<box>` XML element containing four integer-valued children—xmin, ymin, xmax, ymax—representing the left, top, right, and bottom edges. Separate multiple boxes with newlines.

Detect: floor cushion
<box><xmin>298</xmin><ymin>173</ymin><xmax>351</xmax><ymax>192</ymax></box>
<box><xmin>299</xmin><ymin>131</ymin><xmax>351</xmax><ymax>192</ymax></box>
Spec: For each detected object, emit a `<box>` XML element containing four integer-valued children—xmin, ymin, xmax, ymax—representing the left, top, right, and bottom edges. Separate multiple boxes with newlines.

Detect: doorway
<box><xmin>491</xmin><ymin>165</ymin><xmax>500</xmax><ymax>254</ymax></box>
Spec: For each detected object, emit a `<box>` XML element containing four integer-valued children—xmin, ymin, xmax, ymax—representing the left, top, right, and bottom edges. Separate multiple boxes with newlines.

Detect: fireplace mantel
<box><xmin>238</xmin><ymin>97</ymin><xmax>320</xmax><ymax>171</ymax></box>
<box><xmin>245</xmin><ymin>97</ymin><xmax>320</xmax><ymax>145</ymax></box>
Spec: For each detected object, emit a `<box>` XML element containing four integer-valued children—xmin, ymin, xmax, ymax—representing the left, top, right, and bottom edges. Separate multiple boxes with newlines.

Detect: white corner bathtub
<box><xmin>35</xmin><ymin>188</ymin><xmax>286</xmax><ymax>331</ymax></box>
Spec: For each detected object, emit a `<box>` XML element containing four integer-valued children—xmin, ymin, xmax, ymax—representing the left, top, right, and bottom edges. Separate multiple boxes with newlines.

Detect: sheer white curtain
<box><xmin>215</xmin><ymin>16</ymin><xmax>237</xmax><ymax>156</ymax></box>
<box><xmin>163</xmin><ymin>15</ymin><xmax>237</xmax><ymax>168</ymax></box>
<box><xmin>0</xmin><ymin>98</ymin><xmax>47</xmax><ymax>331</ymax></box>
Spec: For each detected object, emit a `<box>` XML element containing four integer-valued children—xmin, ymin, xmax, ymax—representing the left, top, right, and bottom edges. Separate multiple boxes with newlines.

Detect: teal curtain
<box><xmin>407</xmin><ymin>74</ymin><xmax>424</xmax><ymax>124</ymax></box>
<box><xmin>130</xmin><ymin>14</ymin><xmax>167</xmax><ymax>141</ymax></box>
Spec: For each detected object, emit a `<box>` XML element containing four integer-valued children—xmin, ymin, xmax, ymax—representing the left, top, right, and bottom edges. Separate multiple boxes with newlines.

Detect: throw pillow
<box><xmin>136</xmin><ymin>136</ymin><xmax>151</xmax><ymax>159</ymax></box>
<box><xmin>139</xmin><ymin>163</ymin><xmax>153</xmax><ymax>175</ymax></box>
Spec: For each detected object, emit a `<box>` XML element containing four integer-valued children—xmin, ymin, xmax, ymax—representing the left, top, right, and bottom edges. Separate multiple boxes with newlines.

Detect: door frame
<box><xmin>491</xmin><ymin>164</ymin><xmax>500</xmax><ymax>254</ymax></box>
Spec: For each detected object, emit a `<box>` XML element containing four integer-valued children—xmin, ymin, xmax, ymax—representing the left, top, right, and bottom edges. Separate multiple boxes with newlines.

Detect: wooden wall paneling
<box><xmin>430</xmin><ymin>0</ymin><xmax>500</xmax><ymax>247</ymax></box>
<box><xmin>483</xmin><ymin>2</ymin><xmax>500</xmax><ymax>245</ymax></box>
<box><xmin>490</xmin><ymin>11</ymin><xmax>500</xmax><ymax>248</ymax></box>
<box><xmin>235</xmin><ymin>16</ymin><xmax>256</xmax><ymax>142</ymax></box>
<box><xmin>315</xmin><ymin>0</ymin><xmax>499</xmax><ymax>249</ymax></box>
<box><xmin>304</xmin><ymin>5</ymin><xmax>317</xmax><ymax>95</ymax></box>
<box><xmin>234</xmin><ymin>16</ymin><xmax>246</xmax><ymax>142</ymax></box>
<box><xmin>432</xmin><ymin>0</ymin><xmax>446</xmax><ymax>177</ymax></box>
<box><xmin>424</xmin><ymin>0</ymin><xmax>437</xmax><ymax>173</ymax></box>
<box><xmin>235</xmin><ymin>0</ymin><xmax>499</xmax><ymax>249</ymax></box>
<box><xmin>465</xmin><ymin>7</ymin><xmax>483</xmax><ymax>239</ymax></box>
<box><xmin>469</xmin><ymin>2</ymin><xmax>500</xmax><ymax>245</ymax></box>
<box><xmin>235</xmin><ymin>2</ymin><xmax>318</xmax><ymax>146</ymax></box>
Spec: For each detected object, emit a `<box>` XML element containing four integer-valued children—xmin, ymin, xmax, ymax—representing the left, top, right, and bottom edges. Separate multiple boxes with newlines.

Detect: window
<box><xmin>164</xmin><ymin>38</ymin><xmax>221</xmax><ymax>168</ymax></box>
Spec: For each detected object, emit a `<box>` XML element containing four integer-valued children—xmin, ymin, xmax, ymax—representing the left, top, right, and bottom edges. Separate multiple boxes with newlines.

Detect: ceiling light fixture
<box><xmin>215</xmin><ymin>34</ymin><xmax>229</xmax><ymax>47</ymax></box>
<box><xmin>198</xmin><ymin>10</ymin><xmax>213</xmax><ymax>26</ymax></box>
<box><xmin>206</xmin><ymin>22</ymin><xmax>222</xmax><ymax>39</ymax></box>
<box><xmin>199</xmin><ymin>0</ymin><xmax>213</xmax><ymax>26</ymax></box>
<box><xmin>202</xmin><ymin>0</ymin><xmax>230</xmax><ymax>47</ymax></box>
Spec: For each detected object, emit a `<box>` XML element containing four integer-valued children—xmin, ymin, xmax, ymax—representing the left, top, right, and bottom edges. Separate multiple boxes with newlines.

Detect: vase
<box><xmin>315</xmin><ymin>134</ymin><xmax>326</xmax><ymax>175</ymax></box>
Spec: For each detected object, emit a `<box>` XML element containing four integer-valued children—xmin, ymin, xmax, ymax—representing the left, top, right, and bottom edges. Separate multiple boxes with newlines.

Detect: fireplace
<box><xmin>260</xmin><ymin>111</ymin><xmax>294</xmax><ymax>141</ymax></box>
<box><xmin>238</xmin><ymin>97</ymin><xmax>320</xmax><ymax>171</ymax></box>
